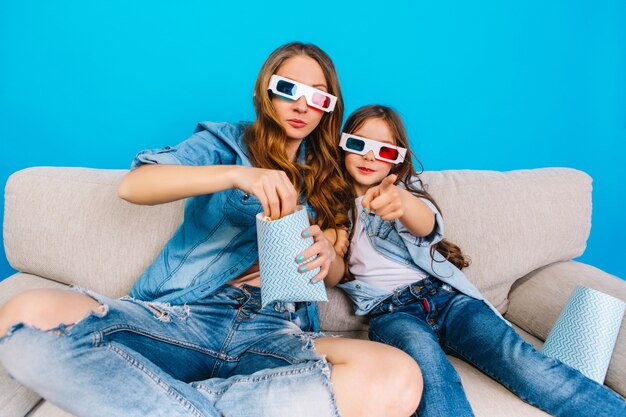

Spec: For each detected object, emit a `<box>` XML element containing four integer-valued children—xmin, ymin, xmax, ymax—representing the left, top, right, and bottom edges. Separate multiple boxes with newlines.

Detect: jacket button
<box><xmin>243</xmin><ymin>194</ymin><xmax>249</xmax><ymax>200</ymax></box>
<box><xmin>164</xmin><ymin>146</ymin><xmax>171</xmax><ymax>150</ymax></box>
<box><xmin>356</xmin><ymin>284</ymin><xmax>361</xmax><ymax>289</ymax></box>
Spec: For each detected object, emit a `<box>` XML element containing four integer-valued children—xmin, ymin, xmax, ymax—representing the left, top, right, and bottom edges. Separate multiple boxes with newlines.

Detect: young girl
<box><xmin>337</xmin><ymin>104</ymin><xmax>626</xmax><ymax>417</ymax></box>
<box><xmin>0</xmin><ymin>45</ymin><xmax>421</xmax><ymax>417</ymax></box>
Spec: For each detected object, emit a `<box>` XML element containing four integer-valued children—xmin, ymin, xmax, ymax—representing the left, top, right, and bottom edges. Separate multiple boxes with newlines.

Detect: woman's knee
<box><xmin>315</xmin><ymin>338</ymin><xmax>422</xmax><ymax>417</ymax></box>
<box><xmin>351</xmin><ymin>344</ymin><xmax>422</xmax><ymax>417</ymax></box>
<box><xmin>0</xmin><ymin>289</ymin><xmax>103</xmax><ymax>337</ymax></box>
<box><xmin>378</xmin><ymin>345</ymin><xmax>423</xmax><ymax>416</ymax></box>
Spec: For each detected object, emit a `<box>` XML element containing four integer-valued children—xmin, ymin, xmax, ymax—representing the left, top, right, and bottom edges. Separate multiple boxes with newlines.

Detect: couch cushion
<box><xmin>4</xmin><ymin>168</ymin><xmax>184</xmax><ymax>298</ymax></box>
<box><xmin>319</xmin><ymin>287</ymin><xmax>369</xmax><ymax>333</ymax></box>
<box><xmin>0</xmin><ymin>369</ymin><xmax>41</xmax><ymax>417</ymax></box>
<box><xmin>420</xmin><ymin>168</ymin><xmax>591</xmax><ymax>312</ymax></box>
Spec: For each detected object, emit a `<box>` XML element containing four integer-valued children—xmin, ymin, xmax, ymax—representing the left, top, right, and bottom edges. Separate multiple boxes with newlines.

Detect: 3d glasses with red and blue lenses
<box><xmin>339</xmin><ymin>133</ymin><xmax>407</xmax><ymax>164</ymax></box>
<box><xmin>268</xmin><ymin>74</ymin><xmax>337</xmax><ymax>112</ymax></box>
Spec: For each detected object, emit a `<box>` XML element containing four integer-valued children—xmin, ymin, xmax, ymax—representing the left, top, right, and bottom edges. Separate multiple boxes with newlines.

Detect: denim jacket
<box><xmin>127</xmin><ymin>121</ymin><xmax>320</xmax><ymax>328</ymax></box>
<box><xmin>338</xmin><ymin>183</ymin><xmax>504</xmax><ymax>320</ymax></box>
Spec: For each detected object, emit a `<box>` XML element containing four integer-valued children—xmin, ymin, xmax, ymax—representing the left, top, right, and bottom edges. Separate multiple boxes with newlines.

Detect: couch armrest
<box><xmin>505</xmin><ymin>260</ymin><xmax>626</xmax><ymax>396</ymax></box>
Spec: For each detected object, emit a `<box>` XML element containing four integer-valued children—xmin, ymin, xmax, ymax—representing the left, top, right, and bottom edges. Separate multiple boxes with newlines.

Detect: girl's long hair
<box><xmin>244</xmin><ymin>42</ymin><xmax>351</xmax><ymax>229</ymax></box>
<box><xmin>341</xmin><ymin>105</ymin><xmax>470</xmax><ymax>270</ymax></box>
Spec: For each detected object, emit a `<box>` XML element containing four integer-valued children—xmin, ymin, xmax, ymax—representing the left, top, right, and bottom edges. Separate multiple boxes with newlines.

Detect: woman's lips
<box><xmin>287</xmin><ymin>119</ymin><xmax>307</xmax><ymax>128</ymax></box>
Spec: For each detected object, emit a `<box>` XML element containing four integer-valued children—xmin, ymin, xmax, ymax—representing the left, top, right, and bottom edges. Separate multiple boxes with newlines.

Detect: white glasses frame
<box><xmin>339</xmin><ymin>133</ymin><xmax>407</xmax><ymax>164</ymax></box>
<box><xmin>268</xmin><ymin>74</ymin><xmax>337</xmax><ymax>112</ymax></box>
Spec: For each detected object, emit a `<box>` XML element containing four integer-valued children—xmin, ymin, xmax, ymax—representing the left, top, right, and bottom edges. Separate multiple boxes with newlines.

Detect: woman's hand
<box><xmin>361</xmin><ymin>174</ymin><xmax>406</xmax><ymax>221</ymax></box>
<box><xmin>295</xmin><ymin>225</ymin><xmax>337</xmax><ymax>284</ymax></box>
<box><xmin>231</xmin><ymin>166</ymin><xmax>298</xmax><ymax>220</ymax></box>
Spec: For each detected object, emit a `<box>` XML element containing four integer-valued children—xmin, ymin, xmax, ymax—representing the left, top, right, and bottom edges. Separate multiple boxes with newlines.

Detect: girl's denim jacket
<box><xmin>127</xmin><ymin>121</ymin><xmax>320</xmax><ymax>329</ymax></box>
<box><xmin>337</xmin><ymin>182</ymin><xmax>504</xmax><ymax>320</ymax></box>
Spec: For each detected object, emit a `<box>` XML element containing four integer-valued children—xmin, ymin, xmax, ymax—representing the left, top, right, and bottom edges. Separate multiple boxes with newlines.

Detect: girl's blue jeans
<box><xmin>0</xmin><ymin>284</ymin><xmax>340</xmax><ymax>417</ymax></box>
<box><xmin>368</xmin><ymin>278</ymin><xmax>626</xmax><ymax>417</ymax></box>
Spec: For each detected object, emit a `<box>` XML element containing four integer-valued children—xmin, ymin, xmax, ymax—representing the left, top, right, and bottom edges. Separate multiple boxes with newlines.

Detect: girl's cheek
<box><xmin>344</xmin><ymin>155</ymin><xmax>356</xmax><ymax>169</ymax></box>
<box><xmin>378</xmin><ymin>161</ymin><xmax>393</xmax><ymax>172</ymax></box>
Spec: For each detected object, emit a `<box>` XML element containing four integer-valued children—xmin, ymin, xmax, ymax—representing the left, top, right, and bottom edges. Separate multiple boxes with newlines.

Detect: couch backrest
<box><xmin>420</xmin><ymin>168</ymin><xmax>591</xmax><ymax>311</ymax></box>
<box><xmin>3</xmin><ymin>167</ymin><xmax>591</xmax><ymax>313</ymax></box>
<box><xmin>3</xmin><ymin>167</ymin><xmax>184</xmax><ymax>297</ymax></box>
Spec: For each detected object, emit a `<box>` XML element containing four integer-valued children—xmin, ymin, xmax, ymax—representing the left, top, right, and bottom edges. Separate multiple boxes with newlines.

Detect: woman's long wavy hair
<box><xmin>341</xmin><ymin>105</ymin><xmax>470</xmax><ymax>270</ymax></box>
<box><xmin>244</xmin><ymin>42</ymin><xmax>351</xmax><ymax>229</ymax></box>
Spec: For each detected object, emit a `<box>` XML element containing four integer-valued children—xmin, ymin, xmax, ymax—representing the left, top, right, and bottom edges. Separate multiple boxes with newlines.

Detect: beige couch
<box><xmin>1</xmin><ymin>167</ymin><xmax>624</xmax><ymax>417</ymax></box>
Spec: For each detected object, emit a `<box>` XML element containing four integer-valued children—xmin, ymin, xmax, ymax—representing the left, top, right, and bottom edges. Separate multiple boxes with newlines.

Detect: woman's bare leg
<box><xmin>0</xmin><ymin>289</ymin><xmax>102</xmax><ymax>337</ymax></box>
<box><xmin>315</xmin><ymin>337</ymin><xmax>423</xmax><ymax>417</ymax></box>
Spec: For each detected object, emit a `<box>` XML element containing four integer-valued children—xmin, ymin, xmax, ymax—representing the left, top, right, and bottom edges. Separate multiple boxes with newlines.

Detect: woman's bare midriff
<box><xmin>227</xmin><ymin>263</ymin><xmax>261</xmax><ymax>287</ymax></box>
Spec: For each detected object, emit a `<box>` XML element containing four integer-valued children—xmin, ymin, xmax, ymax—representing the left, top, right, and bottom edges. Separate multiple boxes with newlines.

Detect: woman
<box><xmin>0</xmin><ymin>43</ymin><xmax>421</xmax><ymax>417</ymax></box>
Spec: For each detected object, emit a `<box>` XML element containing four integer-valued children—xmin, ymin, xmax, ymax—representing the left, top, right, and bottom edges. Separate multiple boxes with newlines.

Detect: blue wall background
<box><xmin>1</xmin><ymin>1</ymin><xmax>625</xmax><ymax>281</ymax></box>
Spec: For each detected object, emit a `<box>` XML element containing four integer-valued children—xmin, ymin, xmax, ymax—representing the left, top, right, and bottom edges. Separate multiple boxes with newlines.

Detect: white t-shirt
<box><xmin>349</xmin><ymin>196</ymin><xmax>428</xmax><ymax>292</ymax></box>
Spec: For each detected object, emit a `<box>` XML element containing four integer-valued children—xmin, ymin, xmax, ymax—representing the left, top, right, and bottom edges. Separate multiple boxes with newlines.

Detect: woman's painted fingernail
<box><xmin>296</xmin><ymin>255</ymin><xmax>305</xmax><ymax>263</ymax></box>
<box><xmin>300</xmin><ymin>265</ymin><xmax>308</xmax><ymax>273</ymax></box>
<box><xmin>310</xmin><ymin>278</ymin><xmax>318</xmax><ymax>284</ymax></box>
<box><xmin>362</xmin><ymin>208</ymin><xmax>369</xmax><ymax>214</ymax></box>
<box><xmin>302</xmin><ymin>231</ymin><xmax>310</xmax><ymax>237</ymax></box>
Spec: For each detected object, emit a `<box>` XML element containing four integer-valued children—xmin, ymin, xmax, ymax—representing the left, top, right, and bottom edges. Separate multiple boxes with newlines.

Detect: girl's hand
<box><xmin>333</xmin><ymin>228</ymin><xmax>349</xmax><ymax>257</ymax></box>
<box><xmin>323</xmin><ymin>228</ymin><xmax>349</xmax><ymax>258</ymax></box>
<box><xmin>361</xmin><ymin>174</ymin><xmax>406</xmax><ymax>221</ymax></box>
<box><xmin>295</xmin><ymin>225</ymin><xmax>337</xmax><ymax>283</ymax></box>
<box><xmin>231</xmin><ymin>166</ymin><xmax>297</xmax><ymax>220</ymax></box>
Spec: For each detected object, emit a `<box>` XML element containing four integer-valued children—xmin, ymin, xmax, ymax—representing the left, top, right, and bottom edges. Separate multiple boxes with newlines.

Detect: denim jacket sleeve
<box><xmin>130</xmin><ymin>122</ymin><xmax>244</xmax><ymax>169</ymax></box>
<box><xmin>395</xmin><ymin>177</ymin><xmax>445</xmax><ymax>248</ymax></box>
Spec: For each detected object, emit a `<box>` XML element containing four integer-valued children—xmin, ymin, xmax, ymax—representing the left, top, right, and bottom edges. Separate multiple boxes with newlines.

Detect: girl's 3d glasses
<box><xmin>268</xmin><ymin>74</ymin><xmax>337</xmax><ymax>112</ymax></box>
<box><xmin>339</xmin><ymin>133</ymin><xmax>407</xmax><ymax>164</ymax></box>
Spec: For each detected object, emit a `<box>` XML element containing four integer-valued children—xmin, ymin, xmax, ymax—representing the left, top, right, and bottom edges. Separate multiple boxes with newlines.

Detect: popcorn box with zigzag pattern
<box><xmin>542</xmin><ymin>286</ymin><xmax>625</xmax><ymax>383</ymax></box>
<box><xmin>256</xmin><ymin>206</ymin><xmax>328</xmax><ymax>307</ymax></box>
